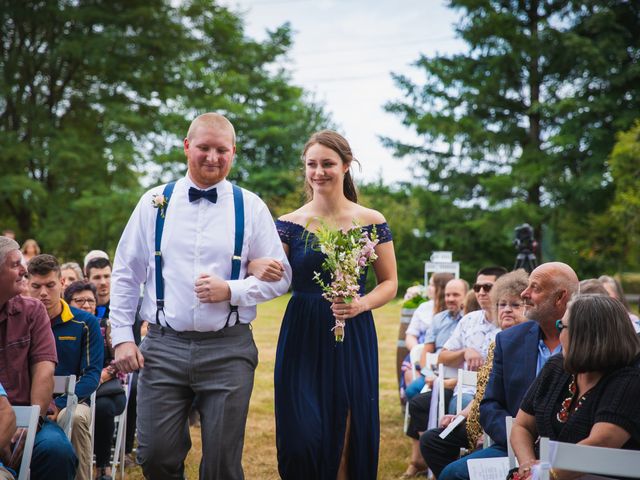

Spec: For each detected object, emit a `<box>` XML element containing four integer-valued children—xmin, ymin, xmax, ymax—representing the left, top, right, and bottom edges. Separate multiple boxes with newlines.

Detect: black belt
<box><xmin>148</xmin><ymin>322</ymin><xmax>250</xmax><ymax>340</ymax></box>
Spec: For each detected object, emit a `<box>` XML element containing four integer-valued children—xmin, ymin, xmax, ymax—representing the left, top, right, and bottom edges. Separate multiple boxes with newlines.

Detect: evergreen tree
<box><xmin>384</xmin><ymin>0</ymin><xmax>640</xmax><ymax>272</ymax></box>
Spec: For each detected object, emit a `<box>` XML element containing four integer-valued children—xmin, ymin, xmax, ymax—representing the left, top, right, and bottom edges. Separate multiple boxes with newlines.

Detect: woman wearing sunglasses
<box><xmin>510</xmin><ymin>294</ymin><xmax>640</xmax><ymax>480</ymax></box>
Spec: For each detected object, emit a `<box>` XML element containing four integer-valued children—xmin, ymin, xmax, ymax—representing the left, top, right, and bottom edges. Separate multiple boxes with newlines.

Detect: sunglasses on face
<box><xmin>555</xmin><ymin>319</ymin><xmax>568</xmax><ymax>332</ymax></box>
<box><xmin>473</xmin><ymin>283</ymin><xmax>493</xmax><ymax>293</ymax></box>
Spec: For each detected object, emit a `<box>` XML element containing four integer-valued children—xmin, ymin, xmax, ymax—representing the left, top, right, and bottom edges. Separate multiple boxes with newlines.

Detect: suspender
<box><xmin>154</xmin><ymin>182</ymin><xmax>245</xmax><ymax>328</ymax></box>
<box><xmin>155</xmin><ymin>181</ymin><xmax>176</xmax><ymax>326</ymax></box>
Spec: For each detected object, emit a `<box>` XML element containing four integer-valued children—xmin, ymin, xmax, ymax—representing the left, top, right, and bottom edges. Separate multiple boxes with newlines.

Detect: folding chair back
<box><xmin>13</xmin><ymin>405</ymin><xmax>40</xmax><ymax>480</ymax></box>
<box><xmin>53</xmin><ymin>375</ymin><xmax>77</xmax><ymax>439</ymax></box>
<box><xmin>456</xmin><ymin>369</ymin><xmax>478</xmax><ymax>413</ymax></box>
<box><xmin>88</xmin><ymin>390</ymin><xmax>96</xmax><ymax>480</ymax></box>
<box><xmin>539</xmin><ymin>437</ymin><xmax>640</xmax><ymax>479</ymax></box>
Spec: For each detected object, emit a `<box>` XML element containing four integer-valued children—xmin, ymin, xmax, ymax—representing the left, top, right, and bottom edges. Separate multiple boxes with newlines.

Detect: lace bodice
<box><xmin>276</xmin><ymin>220</ymin><xmax>392</xmax><ymax>295</ymax></box>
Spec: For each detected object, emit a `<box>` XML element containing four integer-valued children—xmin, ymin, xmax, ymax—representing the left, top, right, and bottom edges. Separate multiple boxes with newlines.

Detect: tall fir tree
<box><xmin>384</xmin><ymin>0</ymin><xmax>640</xmax><ymax>274</ymax></box>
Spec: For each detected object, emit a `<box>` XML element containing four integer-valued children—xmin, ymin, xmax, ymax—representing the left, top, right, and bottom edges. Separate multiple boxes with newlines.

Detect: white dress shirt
<box><xmin>109</xmin><ymin>175</ymin><xmax>292</xmax><ymax>347</ymax></box>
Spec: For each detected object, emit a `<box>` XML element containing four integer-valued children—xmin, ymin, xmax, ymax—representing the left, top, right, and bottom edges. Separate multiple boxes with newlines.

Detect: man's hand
<box><xmin>464</xmin><ymin>348</ymin><xmax>484</xmax><ymax>371</ymax></box>
<box><xmin>114</xmin><ymin>342</ymin><xmax>144</xmax><ymax>373</ymax></box>
<box><xmin>439</xmin><ymin>414</ymin><xmax>457</xmax><ymax>428</ymax></box>
<box><xmin>47</xmin><ymin>404</ymin><xmax>60</xmax><ymax>422</ymax></box>
<box><xmin>247</xmin><ymin>258</ymin><xmax>284</xmax><ymax>282</ymax></box>
<box><xmin>195</xmin><ymin>273</ymin><xmax>231</xmax><ymax>303</ymax></box>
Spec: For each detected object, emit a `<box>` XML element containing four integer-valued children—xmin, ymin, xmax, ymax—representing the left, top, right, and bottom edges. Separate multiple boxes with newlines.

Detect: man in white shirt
<box><xmin>439</xmin><ymin>266</ymin><xmax>507</xmax><ymax>409</ymax></box>
<box><xmin>110</xmin><ymin>113</ymin><xmax>292</xmax><ymax>479</ymax></box>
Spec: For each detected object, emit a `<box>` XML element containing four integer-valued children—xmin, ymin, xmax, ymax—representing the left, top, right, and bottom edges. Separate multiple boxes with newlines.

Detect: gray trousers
<box><xmin>137</xmin><ymin>323</ymin><xmax>258</xmax><ymax>480</ymax></box>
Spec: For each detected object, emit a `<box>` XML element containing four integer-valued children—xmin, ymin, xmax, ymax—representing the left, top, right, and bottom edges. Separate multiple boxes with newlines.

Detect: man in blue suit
<box><xmin>438</xmin><ymin>262</ymin><xmax>579</xmax><ymax>479</ymax></box>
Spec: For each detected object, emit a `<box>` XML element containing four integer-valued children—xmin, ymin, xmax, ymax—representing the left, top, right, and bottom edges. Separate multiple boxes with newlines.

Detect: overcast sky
<box><xmin>221</xmin><ymin>0</ymin><xmax>466</xmax><ymax>184</ymax></box>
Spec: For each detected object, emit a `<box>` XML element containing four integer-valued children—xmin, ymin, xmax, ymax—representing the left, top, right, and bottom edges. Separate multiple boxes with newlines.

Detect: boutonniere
<box><xmin>152</xmin><ymin>194</ymin><xmax>168</xmax><ymax>218</ymax></box>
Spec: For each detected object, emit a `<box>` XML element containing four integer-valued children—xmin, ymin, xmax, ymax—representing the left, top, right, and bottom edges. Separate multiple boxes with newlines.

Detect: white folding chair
<box><xmin>88</xmin><ymin>390</ymin><xmax>97</xmax><ymax>480</ymax></box>
<box><xmin>403</xmin><ymin>344</ymin><xmax>425</xmax><ymax>433</ymax></box>
<box><xmin>53</xmin><ymin>374</ymin><xmax>77</xmax><ymax>439</ymax></box>
<box><xmin>505</xmin><ymin>416</ymin><xmax>515</xmax><ymax>468</ymax></box>
<box><xmin>111</xmin><ymin>373</ymin><xmax>133</xmax><ymax>480</ymax></box>
<box><xmin>456</xmin><ymin>369</ymin><xmax>478</xmax><ymax>413</ymax></box>
<box><xmin>12</xmin><ymin>405</ymin><xmax>40</xmax><ymax>480</ymax></box>
<box><xmin>437</xmin><ymin>363</ymin><xmax>459</xmax><ymax>423</ymax></box>
<box><xmin>539</xmin><ymin>436</ymin><xmax>640</xmax><ymax>479</ymax></box>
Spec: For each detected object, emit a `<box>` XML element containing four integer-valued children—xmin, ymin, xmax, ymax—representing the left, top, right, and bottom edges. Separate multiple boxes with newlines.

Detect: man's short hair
<box><xmin>187</xmin><ymin>112</ymin><xmax>236</xmax><ymax>144</ymax></box>
<box><xmin>564</xmin><ymin>294</ymin><xmax>640</xmax><ymax>374</ymax></box>
<box><xmin>27</xmin><ymin>254</ymin><xmax>60</xmax><ymax>277</ymax></box>
<box><xmin>85</xmin><ymin>257</ymin><xmax>112</xmax><ymax>277</ymax></box>
<box><xmin>63</xmin><ymin>280</ymin><xmax>98</xmax><ymax>304</ymax></box>
<box><xmin>0</xmin><ymin>236</ymin><xmax>19</xmax><ymax>267</ymax></box>
<box><xmin>477</xmin><ymin>266</ymin><xmax>508</xmax><ymax>279</ymax></box>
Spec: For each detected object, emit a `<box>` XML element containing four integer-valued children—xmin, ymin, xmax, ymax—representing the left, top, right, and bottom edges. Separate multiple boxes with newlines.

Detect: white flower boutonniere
<box><xmin>152</xmin><ymin>194</ymin><xmax>168</xmax><ymax>218</ymax></box>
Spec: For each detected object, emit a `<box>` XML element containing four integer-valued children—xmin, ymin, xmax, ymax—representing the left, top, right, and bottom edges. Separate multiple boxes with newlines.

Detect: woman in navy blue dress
<box><xmin>272</xmin><ymin>130</ymin><xmax>397</xmax><ymax>479</ymax></box>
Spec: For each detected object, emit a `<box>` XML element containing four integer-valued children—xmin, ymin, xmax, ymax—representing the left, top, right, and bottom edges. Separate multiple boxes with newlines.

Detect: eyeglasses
<box><xmin>497</xmin><ymin>302</ymin><xmax>523</xmax><ymax>310</ymax></box>
<box><xmin>72</xmin><ymin>297</ymin><xmax>96</xmax><ymax>306</ymax></box>
<box><xmin>555</xmin><ymin>319</ymin><xmax>568</xmax><ymax>333</ymax></box>
<box><xmin>473</xmin><ymin>283</ymin><xmax>493</xmax><ymax>293</ymax></box>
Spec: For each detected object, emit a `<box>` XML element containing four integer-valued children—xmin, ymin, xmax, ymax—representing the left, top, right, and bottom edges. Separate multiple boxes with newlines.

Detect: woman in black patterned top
<box><xmin>510</xmin><ymin>294</ymin><xmax>640</xmax><ymax>480</ymax></box>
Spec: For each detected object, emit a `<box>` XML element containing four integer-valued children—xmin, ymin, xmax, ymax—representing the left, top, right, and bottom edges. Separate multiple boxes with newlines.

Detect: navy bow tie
<box><xmin>188</xmin><ymin>187</ymin><xmax>218</xmax><ymax>204</ymax></box>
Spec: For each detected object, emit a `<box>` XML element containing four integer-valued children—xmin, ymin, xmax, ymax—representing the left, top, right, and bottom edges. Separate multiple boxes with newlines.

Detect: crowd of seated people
<box><xmin>0</xmin><ymin>237</ymin><xmax>143</xmax><ymax>480</ymax></box>
<box><xmin>3</xmin><ymin>231</ymin><xmax>640</xmax><ymax>480</ymax></box>
<box><xmin>401</xmin><ymin>262</ymin><xmax>640</xmax><ymax>480</ymax></box>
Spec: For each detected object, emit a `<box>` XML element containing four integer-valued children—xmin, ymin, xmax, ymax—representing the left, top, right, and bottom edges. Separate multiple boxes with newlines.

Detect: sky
<box><xmin>220</xmin><ymin>0</ymin><xmax>466</xmax><ymax>184</ymax></box>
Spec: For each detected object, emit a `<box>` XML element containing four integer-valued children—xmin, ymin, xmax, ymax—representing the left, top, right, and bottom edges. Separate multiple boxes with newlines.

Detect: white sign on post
<box><xmin>425</xmin><ymin>251</ymin><xmax>460</xmax><ymax>286</ymax></box>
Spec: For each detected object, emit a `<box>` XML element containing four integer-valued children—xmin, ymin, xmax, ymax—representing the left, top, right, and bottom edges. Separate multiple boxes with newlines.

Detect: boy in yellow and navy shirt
<box><xmin>27</xmin><ymin>254</ymin><xmax>103</xmax><ymax>480</ymax></box>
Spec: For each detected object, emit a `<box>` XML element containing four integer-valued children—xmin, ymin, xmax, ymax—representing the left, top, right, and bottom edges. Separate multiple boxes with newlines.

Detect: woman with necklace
<box><xmin>510</xmin><ymin>294</ymin><xmax>640</xmax><ymax>480</ymax></box>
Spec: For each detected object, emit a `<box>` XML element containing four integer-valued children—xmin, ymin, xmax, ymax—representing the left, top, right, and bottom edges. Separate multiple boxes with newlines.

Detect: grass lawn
<box><xmin>126</xmin><ymin>294</ymin><xmax>410</xmax><ymax>479</ymax></box>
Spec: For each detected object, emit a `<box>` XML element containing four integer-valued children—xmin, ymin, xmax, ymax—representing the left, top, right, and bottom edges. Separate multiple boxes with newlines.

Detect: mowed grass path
<box><xmin>127</xmin><ymin>295</ymin><xmax>409</xmax><ymax>479</ymax></box>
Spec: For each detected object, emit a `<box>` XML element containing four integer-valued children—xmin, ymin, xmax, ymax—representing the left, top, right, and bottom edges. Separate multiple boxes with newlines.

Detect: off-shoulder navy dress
<box><xmin>274</xmin><ymin>220</ymin><xmax>393</xmax><ymax>480</ymax></box>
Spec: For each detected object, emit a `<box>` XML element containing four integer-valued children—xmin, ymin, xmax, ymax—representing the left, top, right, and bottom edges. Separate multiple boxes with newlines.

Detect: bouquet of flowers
<box><xmin>402</xmin><ymin>284</ymin><xmax>428</xmax><ymax>309</ymax></box>
<box><xmin>310</xmin><ymin>222</ymin><xmax>379</xmax><ymax>342</ymax></box>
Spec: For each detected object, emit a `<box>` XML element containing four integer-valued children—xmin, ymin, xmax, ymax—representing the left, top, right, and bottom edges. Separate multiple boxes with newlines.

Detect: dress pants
<box><xmin>420</xmin><ymin>421</ymin><xmax>469</xmax><ymax>478</ymax></box>
<box><xmin>137</xmin><ymin>323</ymin><xmax>258</xmax><ymax>480</ymax></box>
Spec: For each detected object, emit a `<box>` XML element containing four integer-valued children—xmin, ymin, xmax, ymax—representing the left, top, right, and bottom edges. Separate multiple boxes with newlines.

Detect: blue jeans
<box><xmin>448</xmin><ymin>393</ymin><xmax>474</xmax><ymax>415</ymax></box>
<box><xmin>405</xmin><ymin>376</ymin><xmax>426</xmax><ymax>399</ymax></box>
<box><xmin>439</xmin><ymin>445</ymin><xmax>507</xmax><ymax>480</ymax></box>
<box><xmin>31</xmin><ymin>418</ymin><xmax>77</xmax><ymax>480</ymax></box>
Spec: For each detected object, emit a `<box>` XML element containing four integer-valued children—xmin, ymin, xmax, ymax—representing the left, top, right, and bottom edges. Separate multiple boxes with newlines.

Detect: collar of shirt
<box><xmin>51</xmin><ymin>299</ymin><xmax>74</xmax><ymax>327</ymax></box>
<box><xmin>185</xmin><ymin>173</ymin><xmax>227</xmax><ymax>194</ymax></box>
<box><xmin>536</xmin><ymin>337</ymin><xmax>562</xmax><ymax>375</ymax></box>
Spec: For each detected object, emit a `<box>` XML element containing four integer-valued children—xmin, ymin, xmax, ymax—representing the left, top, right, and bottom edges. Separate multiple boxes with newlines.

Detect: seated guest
<box><xmin>462</xmin><ymin>289</ymin><xmax>480</xmax><ymax>315</ymax></box>
<box><xmin>438</xmin><ymin>262</ymin><xmax>578</xmax><ymax>480</ymax></box>
<box><xmin>27</xmin><ymin>255</ymin><xmax>103</xmax><ymax>480</ymax></box>
<box><xmin>402</xmin><ymin>278</ymin><xmax>468</xmax><ymax>477</ymax></box>
<box><xmin>0</xmin><ymin>236</ymin><xmax>77</xmax><ymax>479</ymax></box>
<box><xmin>420</xmin><ymin>270</ymin><xmax>529</xmax><ymax>478</ymax></box>
<box><xmin>65</xmin><ymin>281</ymin><xmax>128</xmax><ymax>480</ymax></box>
<box><xmin>599</xmin><ymin>274</ymin><xmax>640</xmax><ymax>332</ymax></box>
<box><xmin>20</xmin><ymin>238</ymin><xmax>40</xmax><ymax>263</ymax></box>
<box><xmin>510</xmin><ymin>294</ymin><xmax>640</xmax><ymax>479</ymax></box>
<box><xmin>60</xmin><ymin>262</ymin><xmax>84</xmax><ymax>290</ymax></box>
<box><xmin>0</xmin><ymin>382</ymin><xmax>17</xmax><ymax>480</ymax></box>
<box><xmin>402</xmin><ymin>273</ymin><xmax>455</xmax><ymax>397</ymax></box>
<box><xmin>85</xmin><ymin>257</ymin><xmax>112</xmax><ymax>320</ymax></box>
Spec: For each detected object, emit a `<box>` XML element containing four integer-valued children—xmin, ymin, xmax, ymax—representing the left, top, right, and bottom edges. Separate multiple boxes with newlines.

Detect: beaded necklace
<box><xmin>556</xmin><ymin>375</ymin><xmax>590</xmax><ymax>423</ymax></box>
